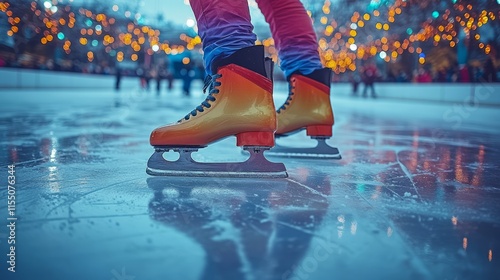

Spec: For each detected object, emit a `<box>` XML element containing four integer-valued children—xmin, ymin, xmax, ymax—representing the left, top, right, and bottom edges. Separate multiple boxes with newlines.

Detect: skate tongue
<box><xmin>183</xmin><ymin>74</ymin><xmax>221</xmax><ymax>121</ymax></box>
<box><xmin>202</xmin><ymin>75</ymin><xmax>212</xmax><ymax>93</ymax></box>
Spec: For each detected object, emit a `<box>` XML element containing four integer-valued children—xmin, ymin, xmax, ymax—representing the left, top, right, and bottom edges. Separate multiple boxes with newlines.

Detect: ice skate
<box><xmin>267</xmin><ymin>68</ymin><xmax>341</xmax><ymax>159</ymax></box>
<box><xmin>147</xmin><ymin>46</ymin><xmax>287</xmax><ymax>178</ymax></box>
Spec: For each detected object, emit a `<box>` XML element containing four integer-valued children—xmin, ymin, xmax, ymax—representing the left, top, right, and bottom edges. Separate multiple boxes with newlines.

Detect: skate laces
<box><xmin>277</xmin><ymin>78</ymin><xmax>296</xmax><ymax>113</ymax></box>
<box><xmin>182</xmin><ymin>74</ymin><xmax>222</xmax><ymax>121</ymax></box>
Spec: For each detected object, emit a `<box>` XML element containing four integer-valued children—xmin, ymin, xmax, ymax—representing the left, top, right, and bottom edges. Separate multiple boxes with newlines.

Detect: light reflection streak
<box><xmin>350</xmin><ymin>221</ymin><xmax>357</xmax><ymax>235</ymax></box>
<box><xmin>463</xmin><ymin>237</ymin><xmax>468</xmax><ymax>250</ymax></box>
<box><xmin>489</xmin><ymin>249</ymin><xmax>492</xmax><ymax>262</ymax></box>
<box><xmin>371</xmin><ymin>185</ymin><xmax>382</xmax><ymax>200</ymax></box>
<box><xmin>48</xmin><ymin>166</ymin><xmax>60</xmax><ymax>192</ymax></box>
<box><xmin>471</xmin><ymin>145</ymin><xmax>485</xmax><ymax>187</ymax></box>
<box><xmin>455</xmin><ymin>148</ymin><xmax>469</xmax><ymax>184</ymax></box>
<box><xmin>337</xmin><ymin>215</ymin><xmax>345</xmax><ymax>238</ymax></box>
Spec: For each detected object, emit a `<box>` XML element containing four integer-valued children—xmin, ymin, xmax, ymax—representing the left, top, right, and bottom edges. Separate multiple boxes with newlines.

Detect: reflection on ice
<box><xmin>147</xmin><ymin>173</ymin><xmax>330</xmax><ymax>280</ymax></box>
<box><xmin>1</xmin><ymin>87</ymin><xmax>499</xmax><ymax>279</ymax></box>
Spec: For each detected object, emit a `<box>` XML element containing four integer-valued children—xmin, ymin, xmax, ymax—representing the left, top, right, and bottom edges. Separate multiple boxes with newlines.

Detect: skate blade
<box><xmin>147</xmin><ymin>146</ymin><xmax>288</xmax><ymax>178</ymax></box>
<box><xmin>267</xmin><ymin>138</ymin><xmax>341</xmax><ymax>159</ymax></box>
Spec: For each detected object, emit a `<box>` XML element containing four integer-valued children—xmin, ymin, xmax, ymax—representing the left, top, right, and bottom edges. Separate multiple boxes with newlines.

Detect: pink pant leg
<box><xmin>189</xmin><ymin>0</ymin><xmax>256</xmax><ymax>74</ymax></box>
<box><xmin>255</xmin><ymin>0</ymin><xmax>322</xmax><ymax>78</ymax></box>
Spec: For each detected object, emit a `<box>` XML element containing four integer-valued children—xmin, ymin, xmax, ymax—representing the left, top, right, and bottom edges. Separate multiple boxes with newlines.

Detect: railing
<box><xmin>1</xmin><ymin>68</ymin><xmax>499</xmax><ymax>107</ymax></box>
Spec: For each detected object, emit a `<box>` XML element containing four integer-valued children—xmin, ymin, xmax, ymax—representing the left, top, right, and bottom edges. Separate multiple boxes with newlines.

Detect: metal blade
<box><xmin>147</xmin><ymin>146</ymin><xmax>288</xmax><ymax>178</ymax></box>
<box><xmin>267</xmin><ymin>138</ymin><xmax>341</xmax><ymax>159</ymax></box>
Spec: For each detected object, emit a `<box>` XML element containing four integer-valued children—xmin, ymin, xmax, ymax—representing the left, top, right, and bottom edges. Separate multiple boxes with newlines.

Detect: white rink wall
<box><xmin>0</xmin><ymin>68</ymin><xmax>139</xmax><ymax>90</ymax></box>
<box><xmin>1</xmin><ymin>68</ymin><xmax>500</xmax><ymax>106</ymax></box>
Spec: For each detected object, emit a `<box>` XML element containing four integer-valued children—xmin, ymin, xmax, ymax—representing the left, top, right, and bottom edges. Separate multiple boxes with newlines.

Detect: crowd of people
<box><xmin>1</xmin><ymin>52</ymin><xmax>498</xmax><ymax>93</ymax></box>
<box><xmin>389</xmin><ymin>58</ymin><xmax>498</xmax><ymax>84</ymax></box>
<box><xmin>345</xmin><ymin>58</ymin><xmax>498</xmax><ymax>98</ymax></box>
<box><xmin>114</xmin><ymin>58</ymin><xmax>202</xmax><ymax>96</ymax></box>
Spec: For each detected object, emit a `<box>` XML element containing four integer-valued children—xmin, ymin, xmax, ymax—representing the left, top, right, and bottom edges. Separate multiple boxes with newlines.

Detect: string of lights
<box><xmin>1</xmin><ymin>0</ymin><xmax>498</xmax><ymax>72</ymax></box>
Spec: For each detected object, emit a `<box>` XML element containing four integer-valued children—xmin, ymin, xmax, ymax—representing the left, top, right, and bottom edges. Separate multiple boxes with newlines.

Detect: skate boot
<box><xmin>267</xmin><ymin>68</ymin><xmax>341</xmax><ymax>159</ymax></box>
<box><xmin>147</xmin><ymin>46</ymin><xmax>287</xmax><ymax>178</ymax></box>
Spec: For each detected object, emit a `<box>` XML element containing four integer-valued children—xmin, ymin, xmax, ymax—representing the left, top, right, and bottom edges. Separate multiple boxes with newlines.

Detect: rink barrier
<box><xmin>1</xmin><ymin>68</ymin><xmax>499</xmax><ymax>106</ymax></box>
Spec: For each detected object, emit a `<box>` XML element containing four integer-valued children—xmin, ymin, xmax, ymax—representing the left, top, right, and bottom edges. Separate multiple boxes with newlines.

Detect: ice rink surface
<box><xmin>1</xmin><ymin>81</ymin><xmax>499</xmax><ymax>280</ymax></box>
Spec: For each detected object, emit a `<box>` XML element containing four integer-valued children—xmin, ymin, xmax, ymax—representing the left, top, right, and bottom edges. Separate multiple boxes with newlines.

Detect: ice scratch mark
<box><xmin>0</xmin><ymin>157</ymin><xmax>49</xmax><ymax>168</ymax></box>
<box><xmin>396</xmin><ymin>152</ymin><xmax>422</xmax><ymax>201</ymax></box>
<box><xmin>285</xmin><ymin>178</ymin><xmax>328</xmax><ymax>198</ymax></box>
<box><xmin>44</xmin><ymin>177</ymin><xmax>143</xmax><ymax>218</ymax></box>
<box><xmin>22</xmin><ymin>213</ymin><xmax>150</xmax><ymax>224</ymax></box>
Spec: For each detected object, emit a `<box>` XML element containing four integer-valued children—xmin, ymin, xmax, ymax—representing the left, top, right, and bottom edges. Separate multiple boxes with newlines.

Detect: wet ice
<box><xmin>0</xmin><ymin>81</ymin><xmax>499</xmax><ymax>280</ymax></box>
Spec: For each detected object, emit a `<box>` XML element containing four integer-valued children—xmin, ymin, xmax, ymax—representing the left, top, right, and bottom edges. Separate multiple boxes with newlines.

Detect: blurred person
<box><xmin>395</xmin><ymin>70</ymin><xmax>409</xmax><ymax>83</ymax></box>
<box><xmin>471</xmin><ymin>66</ymin><xmax>483</xmax><ymax>83</ymax></box>
<box><xmin>147</xmin><ymin>0</ymin><xmax>340</xmax><ymax>177</ymax></box>
<box><xmin>348</xmin><ymin>71</ymin><xmax>360</xmax><ymax>96</ymax></box>
<box><xmin>145</xmin><ymin>68</ymin><xmax>153</xmax><ymax>91</ymax></box>
<box><xmin>166</xmin><ymin>70</ymin><xmax>174</xmax><ymax>91</ymax></box>
<box><xmin>115</xmin><ymin>67</ymin><xmax>122</xmax><ymax>91</ymax></box>
<box><xmin>436</xmin><ymin>68</ymin><xmax>447</xmax><ymax>83</ymax></box>
<box><xmin>156</xmin><ymin>65</ymin><xmax>166</xmax><ymax>95</ymax></box>
<box><xmin>483</xmin><ymin>58</ymin><xmax>497</xmax><ymax>82</ymax></box>
<box><xmin>458</xmin><ymin>64</ymin><xmax>470</xmax><ymax>83</ymax></box>
<box><xmin>447</xmin><ymin>65</ymin><xmax>459</xmax><ymax>82</ymax></box>
<box><xmin>180</xmin><ymin>62</ymin><xmax>195</xmax><ymax>97</ymax></box>
<box><xmin>415</xmin><ymin>67</ymin><xmax>432</xmax><ymax>83</ymax></box>
<box><xmin>163</xmin><ymin>57</ymin><xmax>174</xmax><ymax>91</ymax></box>
<box><xmin>136</xmin><ymin>67</ymin><xmax>146</xmax><ymax>89</ymax></box>
<box><xmin>361</xmin><ymin>63</ymin><xmax>379</xmax><ymax>98</ymax></box>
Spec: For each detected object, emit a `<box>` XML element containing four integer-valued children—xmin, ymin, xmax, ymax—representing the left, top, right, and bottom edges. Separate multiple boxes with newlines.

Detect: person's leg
<box><xmin>256</xmin><ymin>0</ymin><xmax>322</xmax><ymax>78</ymax></box>
<box><xmin>370</xmin><ymin>83</ymin><xmax>376</xmax><ymax>98</ymax></box>
<box><xmin>255</xmin><ymin>1</ymin><xmax>338</xmax><ymax>158</ymax></box>
<box><xmin>148</xmin><ymin>1</ymin><xmax>287</xmax><ymax>177</ymax></box>
<box><xmin>190</xmin><ymin>0</ymin><xmax>256</xmax><ymax>75</ymax></box>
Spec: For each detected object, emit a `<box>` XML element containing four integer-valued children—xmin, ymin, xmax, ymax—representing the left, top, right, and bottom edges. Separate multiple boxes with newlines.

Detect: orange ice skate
<box><xmin>147</xmin><ymin>46</ymin><xmax>287</xmax><ymax>178</ymax></box>
<box><xmin>267</xmin><ymin>68</ymin><xmax>341</xmax><ymax>159</ymax></box>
